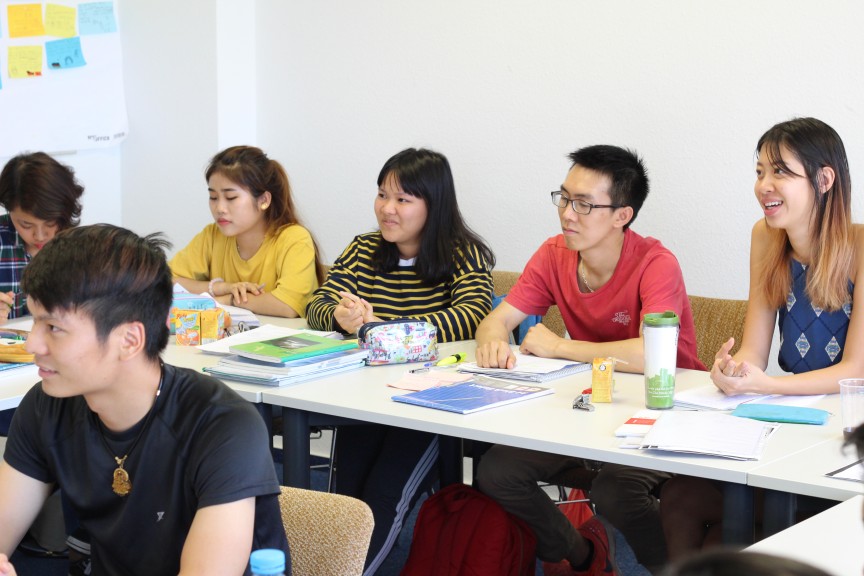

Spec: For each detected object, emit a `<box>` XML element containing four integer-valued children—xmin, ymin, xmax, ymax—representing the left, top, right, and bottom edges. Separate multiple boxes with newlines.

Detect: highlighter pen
<box><xmin>436</xmin><ymin>353</ymin><xmax>466</xmax><ymax>367</ymax></box>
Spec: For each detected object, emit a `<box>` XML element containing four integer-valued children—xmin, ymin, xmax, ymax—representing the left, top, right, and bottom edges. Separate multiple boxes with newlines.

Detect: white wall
<box><xmin>253</xmin><ymin>0</ymin><xmax>864</xmax><ymax>302</ymax></box>
<box><xmin>117</xmin><ymin>0</ymin><xmax>864</xmax><ymax>372</ymax></box>
<box><xmin>118</xmin><ymin>0</ymin><xmax>219</xmax><ymax>245</ymax></box>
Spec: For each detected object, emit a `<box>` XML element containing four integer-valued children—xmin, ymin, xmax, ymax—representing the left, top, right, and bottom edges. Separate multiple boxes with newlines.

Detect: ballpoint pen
<box><xmin>409</xmin><ymin>362</ymin><xmax>437</xmax><ymax>373</ymax></box>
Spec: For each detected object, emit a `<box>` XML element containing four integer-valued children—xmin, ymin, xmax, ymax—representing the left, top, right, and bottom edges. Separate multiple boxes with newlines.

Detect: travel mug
<box><xmin>643</xmin><ymin>311</ymin><xmax>679</xmax><ymax>409</ymax></box>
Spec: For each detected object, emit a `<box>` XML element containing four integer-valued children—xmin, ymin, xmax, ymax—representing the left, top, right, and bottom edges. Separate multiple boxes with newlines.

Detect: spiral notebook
<box><xmin>457</xmin><ymin>352</ymin><xmax>590</xmax><ymax>383</ymax></box>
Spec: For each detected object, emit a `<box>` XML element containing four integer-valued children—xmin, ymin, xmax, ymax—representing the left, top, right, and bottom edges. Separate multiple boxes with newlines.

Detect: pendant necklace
<box><xmin>579</xmin><ymin>259</ymin><xmax>595</xmax><ymax>293</ymax></box>
<box><xmin>97</xmin><ymin>364</ymin><xmax>164</xmax><ymax>497</ymax></box>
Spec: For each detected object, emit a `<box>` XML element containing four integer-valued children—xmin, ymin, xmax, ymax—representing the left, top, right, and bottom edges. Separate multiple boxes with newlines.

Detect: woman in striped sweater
<box><xmin>306</xmin><ymin>147</ymin><xmax>495</xmax><ymax>575</ymax></box>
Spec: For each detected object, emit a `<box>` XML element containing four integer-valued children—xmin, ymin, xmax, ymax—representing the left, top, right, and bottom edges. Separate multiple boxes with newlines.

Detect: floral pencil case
<box><xmin>358</xmin><ymin>320</ymin><xmax>439</xmax><ymax>365</ymax></box>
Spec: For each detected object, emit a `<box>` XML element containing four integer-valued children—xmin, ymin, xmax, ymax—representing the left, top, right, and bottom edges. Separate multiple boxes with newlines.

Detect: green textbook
<box><xmin>229</xmin><ymin>332</ymin><xmax>358</xmax><ymax>364</ymax></box>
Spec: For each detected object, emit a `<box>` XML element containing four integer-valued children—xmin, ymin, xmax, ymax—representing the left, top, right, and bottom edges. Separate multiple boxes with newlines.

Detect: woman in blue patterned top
<box><xmin>712</xmin><ymin>117</ymin><xmax>862</xmax><ymax>395</ymax></box>
<box><xmin>661</xmin><ymin>118</ymin><xmax>864</xmax><ymax>561</ymax></box>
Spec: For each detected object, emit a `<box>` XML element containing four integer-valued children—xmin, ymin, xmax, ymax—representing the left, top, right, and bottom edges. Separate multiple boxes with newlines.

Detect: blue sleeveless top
<box><xmin>777</xmin><ymin>260</ymin><xmax>853</xmax><ymax>373</ymax></box>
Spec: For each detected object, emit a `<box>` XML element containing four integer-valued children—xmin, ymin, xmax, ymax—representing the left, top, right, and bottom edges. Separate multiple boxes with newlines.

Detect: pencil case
<box><xmin>358</xmin><ymin>320</ymin><xmax>439</xmax><ymax>366</ymax></box>
<box><xmin>731</xmin><ymin>403</ymin><xmax>829</xmax><ymax>425</ymax></box>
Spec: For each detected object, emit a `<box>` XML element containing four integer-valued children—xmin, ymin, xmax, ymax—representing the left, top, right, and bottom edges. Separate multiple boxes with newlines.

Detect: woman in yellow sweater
<box><xmin>170</xmin><ymin>146</ymin><xmax>324</xmax><ymax>317</ymax></box>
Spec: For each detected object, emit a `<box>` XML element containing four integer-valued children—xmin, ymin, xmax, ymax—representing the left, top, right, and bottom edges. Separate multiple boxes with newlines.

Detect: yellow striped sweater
<box><xmin>306</xmin><ymin>232</ymin><xmax>492</xmax><ymax>342</ymax></box>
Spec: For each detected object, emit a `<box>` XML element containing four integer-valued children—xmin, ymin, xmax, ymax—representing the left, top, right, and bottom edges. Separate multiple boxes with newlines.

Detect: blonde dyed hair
<box><xmin>757</xmin><ymin>118</ymin><xmax>854</xmax><ymax>311</ymax></box>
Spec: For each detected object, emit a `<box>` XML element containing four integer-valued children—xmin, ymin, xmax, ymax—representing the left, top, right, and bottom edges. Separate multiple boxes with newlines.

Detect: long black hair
<box><xmin>372</xmin><ymin>148</ymin><xmax>495</xmax><ymax>284</ymax></box>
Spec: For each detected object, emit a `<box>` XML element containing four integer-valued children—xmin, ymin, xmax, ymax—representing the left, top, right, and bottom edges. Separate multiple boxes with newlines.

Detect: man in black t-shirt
<box><xmin>0</xmin><ymin>225</ymin><xmax>289</xmax><ymax>576</ymax></box>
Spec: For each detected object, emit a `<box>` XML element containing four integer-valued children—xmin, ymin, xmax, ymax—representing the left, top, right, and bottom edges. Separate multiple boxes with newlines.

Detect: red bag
<box><xmin>542</xmin><ymin>488</ymin><xmax>594</xmax><ymax>575</ymax></box>
<box><xmin>400</xmin><ymin>483</ymin><xmax>536</xmax><ymax>576</ymax></box>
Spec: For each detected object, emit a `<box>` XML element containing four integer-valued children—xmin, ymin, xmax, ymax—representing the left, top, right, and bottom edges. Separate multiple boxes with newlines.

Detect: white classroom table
<box><xmin>0</xmin><ymin>365</ymin><xmax>40</xmax><ymax>411</ymax></box>
<box><xmin>747</xmin><ymin>494</ymin><xmax>864</xmax><ymax>575</ymax></box>
<box><xmin>8</xmin><ymin>310</ymin><xmax>846</xmax><ymax>547</ymax></box>
<box><xmin>260</xmin><ymin>342</ymin><xmax>843</xmax><ymax>543</ymax></box>
<box><xmin>0</xmin><ymin>317</ymin><xmax>41</xmax><ymax>410</ymax></box>
<box><xmin>749</xmin><ymin>434</ymin><xmax>861</xmax><ymax>502</ymax></box>
<box><xmin>746</xmin><ymin>433</ymin><xmax>863</xmax><ymax>536</ymax></box>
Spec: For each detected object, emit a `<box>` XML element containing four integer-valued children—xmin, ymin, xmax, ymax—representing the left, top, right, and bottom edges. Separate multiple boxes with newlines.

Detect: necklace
<box><xmin>579</xmin><ymin>259</ymin><xmax>595</xmax><ymax>293</ymax></box>
<box><xmin>97</xmin><ymin>365</ymin><xmax>164</xmax><ymax>497</ymax></box>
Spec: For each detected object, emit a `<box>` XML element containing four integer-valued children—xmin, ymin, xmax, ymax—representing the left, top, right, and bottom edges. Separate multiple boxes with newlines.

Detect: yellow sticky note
<box><xmin>8</xmin><ymin>46</ymin><xmax>43</xmax><ymax>79</ymax></box>
<box><xmin>7</xmin><ymin>4</ymin><xmax>46</xmax><ymax>38</ymax></box>
<box><xmin>45</xmin><ymin>4</ymin><xmax>76</xmax><ymax>38</ymax></box>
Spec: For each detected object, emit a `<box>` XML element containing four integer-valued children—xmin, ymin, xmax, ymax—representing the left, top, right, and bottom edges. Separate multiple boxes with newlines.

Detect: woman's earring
<box><xmin>261</xmin><ymin>203</ymin><xmax>269</xmax><ymax>210</ymax></box>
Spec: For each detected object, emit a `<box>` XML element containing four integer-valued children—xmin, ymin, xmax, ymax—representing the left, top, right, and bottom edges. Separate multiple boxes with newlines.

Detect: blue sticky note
<box><xmin>78</xmin><ymin>2</ymin><xmax>117</xmax><ymax>35</ymax></box>
<box><xmin>46</xmin><ymin>37</ymin><xmax>86</xmax><ymax>69</ymax></box>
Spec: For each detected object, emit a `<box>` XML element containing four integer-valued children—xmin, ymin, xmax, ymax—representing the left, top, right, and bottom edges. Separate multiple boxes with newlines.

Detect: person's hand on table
<box><xmin>226</xmin><ymin>281</ymin><xmax>265</xmax><ymax>305</ymax></box>
<box><xmin>710</xmin><ymin>337</ymin><xmax>770</xmax><ymax>394</ymax></box>
<box><xmin>475</xmin><ymin>339</ymin><xmax>516</xmax><ymax>369</ymax></box>
<box><xmin>518</xmin><ymin>323</ymin><xmax>561</xmax><ymax>359</ymax></box>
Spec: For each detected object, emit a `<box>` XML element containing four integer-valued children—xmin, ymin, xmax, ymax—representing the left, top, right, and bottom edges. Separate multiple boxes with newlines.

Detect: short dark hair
<box><xmin>373</xmin><ymin>148</ymin><xmax>495</xmax><ymax>284</ymax></box>
<box><xmin>662</xmin><ymin>550</ymin><xmax>832</xmax><ymax>576</ymax></box>
<box><xmin>22</xmin><ymin>225</ymin><xmax>173</xmax><ymax>360</ymax></box>
<box><xmin>0</xmin><ymin>152</ymin><xmax>84</xmax><ymax>230</ymax></box>
<box><xmin>567</xmin><ymin>145</ymin><xmax>649</xmax><ymax>229</ymax></box>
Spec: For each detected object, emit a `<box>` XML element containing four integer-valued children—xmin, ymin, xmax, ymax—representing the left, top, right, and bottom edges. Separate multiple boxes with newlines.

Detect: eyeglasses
<box><xmin>550</xmin><ymin>191</ymin><xmax>621</xmax><ymax>215</ymax></box>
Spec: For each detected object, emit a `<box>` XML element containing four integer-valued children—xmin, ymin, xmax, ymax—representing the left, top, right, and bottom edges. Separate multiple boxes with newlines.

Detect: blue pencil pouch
<box><xmin>731</xmin><ymin>403</ymin><xmax>829</xmax><ymax>425</ymax></box>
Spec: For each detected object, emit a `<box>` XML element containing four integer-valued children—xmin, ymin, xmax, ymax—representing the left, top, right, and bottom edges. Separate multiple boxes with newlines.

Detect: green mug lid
<box><xmin>644</xmin><ymin>311</ymin><xmax>679</xmax><ymax>327</ymax></box>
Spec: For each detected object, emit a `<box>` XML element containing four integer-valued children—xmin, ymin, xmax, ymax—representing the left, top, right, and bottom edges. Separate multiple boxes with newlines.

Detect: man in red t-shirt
<box><xmin>475</xmin><ymin>145</ymin><xmax>704</xmax><ymax>575</ymax></box>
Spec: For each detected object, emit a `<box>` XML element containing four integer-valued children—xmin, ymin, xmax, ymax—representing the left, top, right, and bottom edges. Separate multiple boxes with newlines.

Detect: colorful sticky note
<box><xmin>45</xmin><ymin>4</ymin><xmax>77</xmax><ymax>38</ymax></box>
<box><xmin>46</xmin><ymin>37</ymin><xmax>85</xmax><ymax>69</ymax></box>
<box><xmin>78</xmin><ymin>2</ymin><xmax>116</xmax><ymax>35</ymax></box>
<box><xmin>7</xmin><ymin>4</ymin><xmax>46</xmax><ymax>38</ymax></box>
<box><xmin>8</xmin><ymin>45</ymin><xmax>43</xmax><ymax>78</ymax></box>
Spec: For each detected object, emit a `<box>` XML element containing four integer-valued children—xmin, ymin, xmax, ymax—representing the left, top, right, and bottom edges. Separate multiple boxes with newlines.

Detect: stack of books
<box><xmin>204</xmin><ymin>333</ymin><xmax>367</xmax><ymax>386</ymax></box>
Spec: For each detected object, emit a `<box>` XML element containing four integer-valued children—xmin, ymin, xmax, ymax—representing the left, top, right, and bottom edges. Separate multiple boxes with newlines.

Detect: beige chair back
<box><xmin>491</xmin><ymin>270</ymin><xmax>566</xmax><ymax>337</ymax></box>
<box><xmin>278</xmin><ymin>486</ymin><xmax>374</xmax><ymax>576</ymax></box>
<box><xmin>688</xmin><ymin>295</ymin><xmax>748</xmax><ymax>370</ymax></box>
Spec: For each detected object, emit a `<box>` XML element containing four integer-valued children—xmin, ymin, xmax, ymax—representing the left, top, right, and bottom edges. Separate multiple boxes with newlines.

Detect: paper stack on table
<box><xmin>639</xmin><ymin>410</ymin><xmax>778</xmax><ymax>460</ymax></box>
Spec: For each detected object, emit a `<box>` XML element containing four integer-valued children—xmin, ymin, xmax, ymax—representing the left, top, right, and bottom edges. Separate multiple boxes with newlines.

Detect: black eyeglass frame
<box><xmin>550</xmin><ymin>191</ymin><xmax>621</xmax><ymax>215</ymax></box>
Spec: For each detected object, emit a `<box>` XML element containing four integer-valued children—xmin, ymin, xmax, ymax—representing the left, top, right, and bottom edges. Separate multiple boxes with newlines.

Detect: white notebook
<box><xmin>639</xmin><ymin>410</ymin><xmax>778</xmax><ymax>460</ymax></box>
<box><xmin>458</xmin><ymin>352</ymin><xmax>590</xmax><ymax>383</ymax></box>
